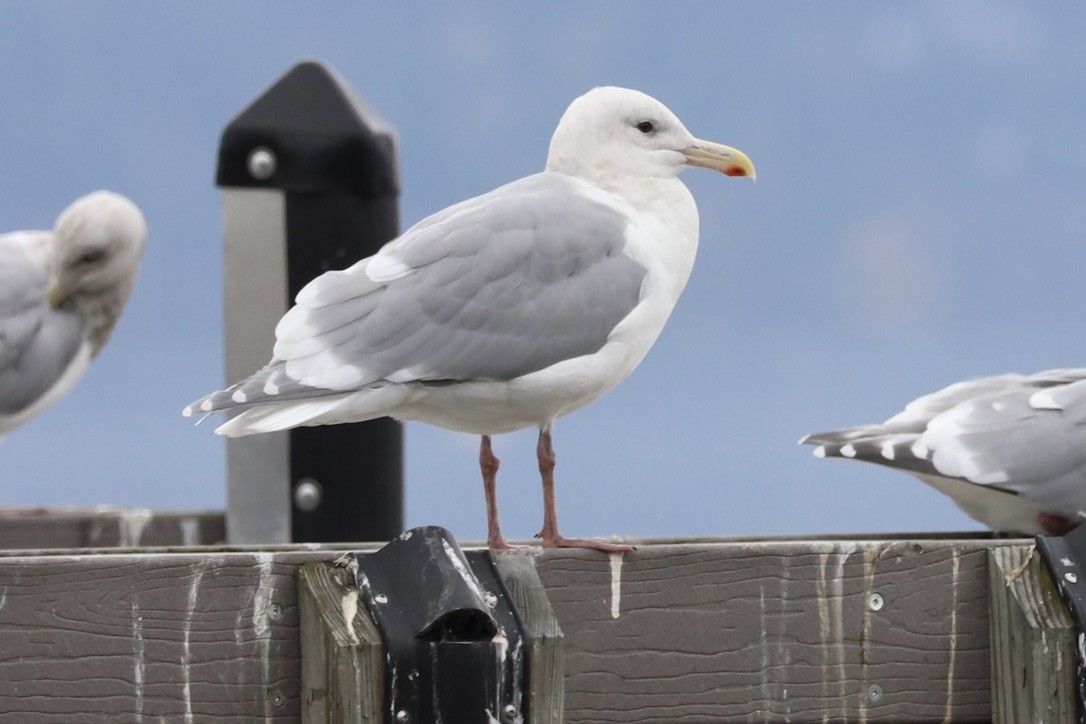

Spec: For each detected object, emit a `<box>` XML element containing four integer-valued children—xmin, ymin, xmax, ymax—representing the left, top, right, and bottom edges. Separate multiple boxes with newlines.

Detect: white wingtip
<box><xmin>199</xmin><ymin>399</ymin><xmax>213</xmax><ymax>412</ymax></box>
<box><xmin>840</xmin><ymin>443</ymin><xmax>857</xmax><ymax>458</ymax></box>
<box><xmin>797</xmin><ymin>434</ymin><xmax>811</xmax><ymax>445</ymax></box>
<box><xmin>812</xmin><ymin>445</ymin><xmax>826</xmax><ymax>459</ymax></box>
<box><xmin>911</xmin><ymin>441</ymin><xmax>930</xmax><ymax>459</ymax></box>
<box><xmin>1030</xmin><ymin>388</ymin><xmax>1062</xmax><ymax>410</ymax></box>
<box><xmin>181</xmin><ymin>405</ymin><xmax>194</xmax><ymax>418</ymax></box>
<box><xmin>231</xmin><ymin>390</ymin><xmax>248</xmax><ymax>403</ymax></box>
<box><xmin>880</xmin><ymin>442</ymin><xmax>896</xmax><ymax>461</ymax></box>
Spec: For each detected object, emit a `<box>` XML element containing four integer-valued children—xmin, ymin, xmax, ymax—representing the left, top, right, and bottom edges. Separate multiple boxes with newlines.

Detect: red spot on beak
<box><xmin>724</xmin><ymin>167</ymin><xmax>749</xmax><ymax>177</ymax></box>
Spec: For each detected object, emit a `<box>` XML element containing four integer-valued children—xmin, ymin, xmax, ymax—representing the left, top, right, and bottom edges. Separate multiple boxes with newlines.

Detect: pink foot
<box><xmin>541</xmin><ymin>534</ymin><xmax>634</xmax><ymax>553</ymax></box>
<box><xmin>488</xmin><ymin>535</ymin><xmax>533</xmax><ymax>551</ymax></box>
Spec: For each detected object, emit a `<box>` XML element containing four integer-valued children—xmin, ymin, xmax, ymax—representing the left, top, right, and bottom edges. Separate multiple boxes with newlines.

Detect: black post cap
<box><xmin>216</xmin><ymin>60</ymin><xmax>399</xmax><ymax>197</ymax></box>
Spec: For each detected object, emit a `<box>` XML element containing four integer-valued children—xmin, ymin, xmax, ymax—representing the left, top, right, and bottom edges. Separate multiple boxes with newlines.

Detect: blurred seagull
<box><xmin>0</xmin><ymin>191</ymin><xmax>146</xmax><ymax>436</ymax></box>
<box><xmin>186</xmin><ymin>86</ymin><xmax>755</xmax><ymax>551</ymax></box>
<box><xmin>801</xmin><ymin>369</ymin><xmax>1086</xmax><ymax>535</ymax></box>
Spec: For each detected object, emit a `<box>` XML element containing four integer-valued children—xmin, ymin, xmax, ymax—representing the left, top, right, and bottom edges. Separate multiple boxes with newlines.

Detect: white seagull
<box><xmin>801</xmin><ymin>369</ymin><xmax>1086</xmax><ymax>535</ymax></box>
<box><xmin>185</xmin><ymin>86</ymin><xmax>755</xmax><ymax>551</ymax></box>
<box><xmin>0</xmin><ymin>191</ymin><xmax>146</xmax><ymax>436</ymax></box>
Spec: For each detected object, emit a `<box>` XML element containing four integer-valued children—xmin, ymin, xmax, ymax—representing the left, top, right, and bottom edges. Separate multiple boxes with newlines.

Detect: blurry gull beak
<box><xmin>682</xmin><ymin>140</ymin><xmax>756</xmax><ymax>179</ymax></box>
<box><xmin>48</xmin><ymin>285</ymin><xmax>68</xmax><ymax>309</ymax></box>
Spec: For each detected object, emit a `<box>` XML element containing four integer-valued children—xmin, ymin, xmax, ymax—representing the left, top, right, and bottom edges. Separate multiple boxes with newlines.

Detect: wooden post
<box><xmin>298</xmin><ymin>560</ymin><xmax>384</xmax><ymax>722</ymax></box>
<box><xmin>988</xmin><ymin>544</ymin><xmax>1077</xmax><ymax>723</ymax></box>
<box><xmin>493</xmin><ymin>552</ymin><xmax>565</xmax><ymax>723</ymax></box>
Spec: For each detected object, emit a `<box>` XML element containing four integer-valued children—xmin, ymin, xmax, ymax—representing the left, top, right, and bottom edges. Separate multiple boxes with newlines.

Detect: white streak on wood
<box><xmin>182</xmin><ymin>561</ymin><xmax>208</xmax><ymax>724</ymax></box>
<box><xmin>816</xmin><ymin>551</ymin><xmax>830</xmax><ymax>723</ymax></box>
<box><xmin>341</xmin><ymin>588</ymin><xmax>361</xmax><ymax>645</ymax></box>
<box><xmin>832</xmin><ymin>544</ymin><xmax>856</xmax><ymax>722</ymax></box>
<box><xmin>250</xmin><ymin>552</ymin><xmax>275</xmax><ymax>721</ymax></box>
<box><xmin>759</xmin><ymin>581</ymin><xmax>770</xmax><ymax>711</ymax></box>
<box><xmin>119</xmin><ymin>508</ymin><xmax>153</xmax><ymax>547</ymax></box>
<box><xmin>943</xmin><ymin>549</ymin><xmax>960</xmax><ymax>724</ymax></box>
<box><xmin>180</xmin><ymin>517</ymin><xmax>201</xmax><ymax>547</ymax></box>
<box><xmin>777</xmin><ymin>556</ymin><xmax>793</xmax><ymax>722</ymax></box>
<box><xmin>131</xmin><ymin>600</ymin><xmax>145</xmax><ymax>723</ymax></box>
<box><xmin>0</xmin><ymin>586</ymin><xmax>6</xmax><ymax>612</ymax></box>
<box><xmin>609</xmin><ymin>552</ymin><xmax>623</xmax><ymax>619</ymax></box>
<box><xmin>858</xmin><ymin>546</ymin><xmax>881</xmax><ymax>724</ymax></box>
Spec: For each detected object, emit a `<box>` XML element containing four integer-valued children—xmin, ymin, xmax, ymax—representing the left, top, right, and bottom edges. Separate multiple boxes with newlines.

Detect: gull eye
<box><xmin>636</xmin><ymin>120</ymin><xmax>656</xmax><ymax>134</ymax></box>
<box><xmin>77</xmin><ymin>249</ymin><xmax>106</xmax><ymax>266</ymax></box>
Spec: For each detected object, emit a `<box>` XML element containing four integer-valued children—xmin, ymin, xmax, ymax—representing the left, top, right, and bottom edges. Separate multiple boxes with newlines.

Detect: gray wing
<box><xmin>0</xmin><ymin>233</ymin><xmax>84</xmax><ymax>415</ymax></box>
<box><xmin>195</xmin><ymin>172</ymin><xmax>646</xmax><ymax>411</ymax></box>
<box><xmin>803</xmin><ymin>370</ymin><xmax>1086</xmax><ymax>515</ymax></box>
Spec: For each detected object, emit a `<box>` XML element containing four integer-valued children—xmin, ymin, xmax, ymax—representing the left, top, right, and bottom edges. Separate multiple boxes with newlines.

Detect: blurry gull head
<box><xmin>0</xmin><ymin>191</ymin><xmax>146</xmax><ymax>435</ymax></box>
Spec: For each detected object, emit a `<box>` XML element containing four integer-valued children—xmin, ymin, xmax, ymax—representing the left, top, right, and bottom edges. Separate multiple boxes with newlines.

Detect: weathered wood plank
<box><xmin>494</xmin><ymin>552</ymin><xmax>565</xmax><ymax>723</ymax></box>
<box><xmin>298</xmin><ymin>560</ymin><xmax>383</xmax><ymax>723</ymax></box>
<box><xmin>0</xmin><ymin>508</ymin><xmax>225</xmax><ymax>550</ymax></box>
<box><xmin>0</xmin><ymin>538</ymin><xmax>1014</xmax><ymax>722</ymax></box>
<box><xmin>988</xmin><ymin>544</ymin><xmax>1076</xmax><ymax>723</ymax></box>
<box><xmin>535</xmin><ymin>540</ymin><xmax>993</xmax><ymax>722</ymax></box>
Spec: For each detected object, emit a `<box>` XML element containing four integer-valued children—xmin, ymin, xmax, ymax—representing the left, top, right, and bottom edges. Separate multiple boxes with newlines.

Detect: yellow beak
<box><xmin>682</xmin><ymin>140</ymin><xmax>756</xmax><ymax>179</ymax></box>
<box><xmin>48</xmin><ymin>286</ymin><xmax>68</xmax><ymax>309</ymax></box>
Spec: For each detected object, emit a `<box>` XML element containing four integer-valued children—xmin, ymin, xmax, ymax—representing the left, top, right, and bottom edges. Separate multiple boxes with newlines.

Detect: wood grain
<box><xmin>0</xmin><ymin>537</ymin><xmax>1022</xmax><ymax>722</ymax></box>
<box><xmin>988</xmin><ymin>544</ymin><xmax>1075</xmax><ymax>724</ymax></box>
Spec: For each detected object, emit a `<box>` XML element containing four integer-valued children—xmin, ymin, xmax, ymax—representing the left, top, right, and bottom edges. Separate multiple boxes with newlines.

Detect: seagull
<box><xmin>185</xmin><ymin>86</ymin><xmax>755</xmax><ymax>551</ymax></box>
<box><xmin>801</xmin><ymin>368</ymin><xmax>1086</xmax><ymax>535</ymax></box>
<box><xmin>0</xmin><ymin>191</ymin><xmax>146</xmax><ymax>436</ymax></box>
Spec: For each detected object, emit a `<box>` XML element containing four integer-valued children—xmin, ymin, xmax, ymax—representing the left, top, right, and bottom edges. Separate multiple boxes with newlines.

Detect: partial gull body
<box><xmin>801</xmin><ymin>368</ymin><xmax>1086</xmax><ymax>534</ymax></box>
<box><xmin>186</xmin><ymin>86</ymin><xmax>755</xmax><ymax>550</ymax></box>
<box><xmin>0</xmin><ymin>191</ymin><xmax>146</xmax><ymax>436</ymax></box>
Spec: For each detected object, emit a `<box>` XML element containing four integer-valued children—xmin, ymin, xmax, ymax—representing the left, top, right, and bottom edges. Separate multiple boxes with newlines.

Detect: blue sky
<box><xmin>1</xmin><ymin>2</ymin><xmax>1085</xmax><ymax>541</ymax></box>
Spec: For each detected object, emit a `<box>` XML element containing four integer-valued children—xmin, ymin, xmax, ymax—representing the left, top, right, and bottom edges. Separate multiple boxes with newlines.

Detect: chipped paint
<box><xmin>131</xmin><ymin>600</ymin><xmax>145</xmax><ymax>723</ymax></box>
<box><xmin>943</xmin><ymin>549</ymin><xmax>960</xmax><ymax>724</ymax></box>
<box><xmin>609</xmin><ymin>552</ymin><xmax>623</xmax><ymax>619</ymax></box>
<box><xmin>119</xmin><ymin>508</ymin><xmax>153</xmax><ymax>547</ymax></box>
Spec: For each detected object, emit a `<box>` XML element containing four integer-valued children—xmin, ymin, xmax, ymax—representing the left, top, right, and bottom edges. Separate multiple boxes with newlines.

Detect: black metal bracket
<box><xmin>1036</xmin><ymin>524</ymin><xmax>1086</xmax><ymax>722</ymax></box>
<box><xmin>354</xmin><ymin>526</ymin><xmax>527</xmax><ymax>723</ymax></box>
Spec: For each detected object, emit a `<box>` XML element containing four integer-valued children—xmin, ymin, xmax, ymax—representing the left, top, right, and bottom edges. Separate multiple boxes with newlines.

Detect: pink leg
<box><xmin>537</xmin><ymin>426</ymin><xmax>632</xmax><ymax>553</ymax></box>
<box><xmin>480</xmin><ymin>435</ymin><xmax>520</xmax><ymax>550</ymax></box>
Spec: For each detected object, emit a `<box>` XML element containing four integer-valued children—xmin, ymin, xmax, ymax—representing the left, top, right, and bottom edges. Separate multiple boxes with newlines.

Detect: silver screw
<box><xmin>503</xmin><ymin>703</ymin><xmax>518</xmax><ymax>718</ymax></box>
<box><xmin>1066</xmin><ymin>572</ymin><xmax>1079</xmax><ymax>584</ymax></box>
<box><xmin>868</xmin><ymin>592</ymin><xmax>884</xmax><ymax>612</ymax></box>
<box><xmin>268</xmin><ymin>687</ymin><xmax>285</xmax><ymax>708</ymax></box>
<box><xmin>268</xmin><ymin>601</ymin><xmax>283</xmax><ymax>621</ymax></box>
<box><xmin>294</xmin><ymin>478</ymin><xmax>323</xmax><ymax>512</ymax></box>
<box><xmin>247</xmin><ymin>147</ymin><xmax>277</xmax><ymax>180</ymax></box>
<box><xmin>868</xmin><ymin>683</ymin><xmax>883</xmax><ymax>702</ymax></box>
<box><xmin>395</xmin><ymin>711</ymin><xmax>410</xmax><ymax>723</ymax></box>
<box><xmin>375</xmin><ymin>593</ymin><xmax>389</xmax><ymax>604</ymax></box>
<box><xmin>484</xmin><ymin>592</ymin><xmax>499</xmax><ymax>608</ymax></box>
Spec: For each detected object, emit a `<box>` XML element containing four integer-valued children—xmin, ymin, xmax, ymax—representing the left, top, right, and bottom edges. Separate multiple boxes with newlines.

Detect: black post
<box><xmin>216</xmin><ymin>60</ymin><xmax>404</xmax><ymax>543</ymax></box>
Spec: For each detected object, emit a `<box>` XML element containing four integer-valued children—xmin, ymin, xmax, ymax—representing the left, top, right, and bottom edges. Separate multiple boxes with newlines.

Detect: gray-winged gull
<box><xmin>0</xmin><ymin>191</ymin><xmax>146</xmax><ymax>436</ymax></box>
<box><xmin>802</xmin><ymin>369</ymin><xmax>1086</xmax><ymax>534</ymax></box>
<box><xmin>185</xmin><ymin>86</ymin><xmax>755</xmax><ymax>550</ymax></box>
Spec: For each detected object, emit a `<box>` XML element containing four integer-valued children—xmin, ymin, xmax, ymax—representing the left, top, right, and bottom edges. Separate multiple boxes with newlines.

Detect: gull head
<box><xmin>50</xmin><ymin>191</ymin><xmax>147</xmax><ymax>307</ymax></box>
<box><xmin>546</xmin><ymin>86</ymin><xmax>755</xmax><ymax>183</ymax></box>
